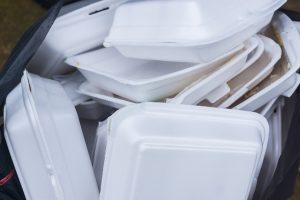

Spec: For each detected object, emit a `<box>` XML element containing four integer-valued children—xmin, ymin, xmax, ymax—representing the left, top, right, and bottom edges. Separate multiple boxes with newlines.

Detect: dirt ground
<box><xmin>0</xmin><ymin>0</ymin><xmax>44</xmax><ymax>68</ymax></box>
<box><xmin>0</xmin><ymin>0</ymin><xmax>300</xmax><ymax>199</ymax></box>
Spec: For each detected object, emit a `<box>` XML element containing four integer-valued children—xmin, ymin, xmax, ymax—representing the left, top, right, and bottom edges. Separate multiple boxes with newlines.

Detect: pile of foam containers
<box><xmin>61</xmin><ymin>0</ymin><xmax>300</xmax><ymax>112</ymax></box>
<box><xmin>5</xmin><ymin>0</ymin><xmax>300</xmax><ymax>200</ymax></box>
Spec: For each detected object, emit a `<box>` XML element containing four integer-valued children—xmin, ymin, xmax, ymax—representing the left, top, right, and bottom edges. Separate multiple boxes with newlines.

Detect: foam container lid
<box><xmin>4</xmin><ymin>72</ymin><xmax>99</xmax><ymax>200</ymax></box>
<box><xmin>98</xmin><ymin>103</ymin><xmax>269</xmax><ymax>200</ymax></box>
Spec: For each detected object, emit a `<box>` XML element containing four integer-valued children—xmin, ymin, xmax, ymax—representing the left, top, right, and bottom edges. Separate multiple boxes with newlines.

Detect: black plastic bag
<box><xmin>35</xmin><ymin>0</ymin><xmax>81</xmax><ymax>8</ymax></box>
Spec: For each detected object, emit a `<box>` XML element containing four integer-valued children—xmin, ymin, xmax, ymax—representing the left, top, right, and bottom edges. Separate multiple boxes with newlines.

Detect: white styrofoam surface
<box><xmin>204</xmin><ymin>35</ymin><xmax>281</xmax><ymax>108</ymax></box>
<box><xmin>93</xmin><ymin>120</ymin><xmax>109</xmax><ymax>190</ymax></box>
<box><xmin>4</xmin><ymin>72</ymin><xmax>99</xmax><ymax>200</ymax></box>
<box><xmin>53</xmin><ymin>71</ymin><xmax>89</xmax><ymax>105</ymax></box>
<box><xmin>28</xmin><ymin>0</ymin><xmax>130</xmax><ymax>77</ymax></box>
<box><xmin>66</xmin><ymin>44</ymin><xmax>244</xmax><ymax>102</ymax></box>
<box><xmin>204</xmin><ymin>35</ymin><xmax>265</xmax><ymax>104</ymax></box>
<box><xmin>235</xmin><ymin>12</ymin><xmax>300</xmax><ymax>111</ymax></box>
<box><xmin>168</xmin><ymin>37</ymin><xmax>259</xmax><ymax>105</ymax></box>
<box><xmin>104</xmin><ymin>0</ymin><xmax>285</xmax><ymax>62</ymax></box>
<box><xmin>78</xmin><ymin>82</ymin><xmax>134</xmax><ymax>109</ymax></box>
<box><xmin>98</xmin><ymin>103</ymin><xmax>269</xmax><ymax>200</ymax></box>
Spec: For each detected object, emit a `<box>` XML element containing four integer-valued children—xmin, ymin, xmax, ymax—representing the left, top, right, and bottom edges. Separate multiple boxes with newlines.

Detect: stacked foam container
<box><xmin>4</xmin><ymin>0</ymin><xmax>300</xmax><ymax>200</ymax></box>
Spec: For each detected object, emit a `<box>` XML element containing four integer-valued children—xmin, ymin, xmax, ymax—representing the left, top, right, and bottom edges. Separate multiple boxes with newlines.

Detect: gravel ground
<box><xmin>0</xmin><ymin>0</ymin><xmax>300</xmax><ymax>199</ymax></box>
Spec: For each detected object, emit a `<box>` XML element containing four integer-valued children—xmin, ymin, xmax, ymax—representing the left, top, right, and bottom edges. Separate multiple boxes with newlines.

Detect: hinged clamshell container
<box><xmin>66</xmin><ymin>43</ymin><xmax>244</xmax><ymax>102</ymax></box>
<box><xmin>4</xmin><ymin>72</ymin><xmax>99</xmax><ymax>200</ymax></box>
<box><xmin>93</xmin><ymin>103</ymin><xmax>269</xmax><ymax>200</ymax></box>
<box><xmin>104</xmin><ymin>0</ymin><xmax>286</xmax><ymax>63</ymax></box>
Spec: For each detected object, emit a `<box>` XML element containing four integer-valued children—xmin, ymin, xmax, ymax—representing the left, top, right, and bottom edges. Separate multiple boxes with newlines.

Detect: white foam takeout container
<box><xmin>202</xmin><ymin>35</ymin><xmax>281</xmax><ymax>108</ymax></box>
<box><xmin>66</xmin><ymin>42</ymin><xmax>244</xmax><ymax>102</ymax></box>
<box><xmin>4</xmin><ymin>72</ymin><xmax>99</xmax><ymax>200</ymax></box>
<box><xmin>93</xmin><ymin>103</ymin><xmax>269</xmax><ymax>200</ymax></box>
<box><xmin>168</xmin><ymin>36</ymin><xmax>261</xmax><ymax>105</ymax></box>
<box><xmin>104</xmin><ymin>0</ymin><xmax>285</xmax><ymax>63</ymax></box>
<box><xmin>234</xmin><ymin>12</ymin><xmax>300</xmax><ymax>111</ymax></box>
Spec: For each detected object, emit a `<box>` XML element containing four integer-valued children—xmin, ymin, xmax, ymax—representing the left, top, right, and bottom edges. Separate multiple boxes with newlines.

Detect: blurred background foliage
<box><xmin>0</xmin><ymin>0</ymin><xmax>44</xmax><ymax>68</ymax></box>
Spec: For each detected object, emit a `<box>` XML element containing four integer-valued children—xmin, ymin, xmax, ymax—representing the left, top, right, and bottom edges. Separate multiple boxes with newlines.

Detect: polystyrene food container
<box><xmin>104</xmin><ymin>0</ymin><xmax>285</xmax><ymax>63</ymax></box>
<box><xmin>28</xmin><ymin>0</ymin><xmax>129</xmax><ymax>77</ymax></box>
<box><xmin>78</xmin><ymin>82</ymin><xmax>134</xmax><ymax>109</ymax></box>
<box><xmin>234</xmin><ymin>12</ymin><xmax>300</xmax><ymax>111</ymax></box>
<box><xmin>94</xmin><ymin>103</ymin><xmax>269</xmax><ymax>200</ymax></box>
<box><xmin>66</xmin><ymin>43</ymin><xmax>244</xmax><ymax>102</ymax></box>
<box><xmin>168</xmin><ymin>37</ymin><xmax>259</xmax><ymax>105</ymax></box>
<box><xmin>202</xmin><ymin>36</ymin><xmax>281</xmax><ymax>108</ymax></box>
<box><xmin>4</xmin><ymin>72</ymin><xmax>99</xmax><ymax>200</ymax></box>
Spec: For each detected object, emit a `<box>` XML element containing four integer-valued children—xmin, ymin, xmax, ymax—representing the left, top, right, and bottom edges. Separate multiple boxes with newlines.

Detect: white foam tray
<box><xmin>168</xmin><ymin>37</ymin><xmax>259</xmax><ymax>105</ymax></box>
<box><xmin>104</xmin><ymin>0</ymin><xmax>285</xmax><ymax>63</ymax></box>
<box><xmin>66</xmin><ymin>43</ymin><xmax>244</xmax><ymax>102</ymax></box>
<box><xmin>28</xmin><ymin>0</ymin><xmax>130</xmax><ymax>77</ymax></box>
<box><xmin>204</xmin><ymin>35</ymin><xmax>281</xmax><ymax>108</ymax></box>
<box><xmin>4</xmin><ymin>72</ymin><xmax>99</xmax><ymax>200</ymax></box>
<box><xmin>235</xmin><ymin>12</ymin><xmax>300</xmax><ymax>111</ymax></box>
<box><xmin>94</xmin><ymin>103</ymin><xmax>269</xmax><ymax>200</ymax></box>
